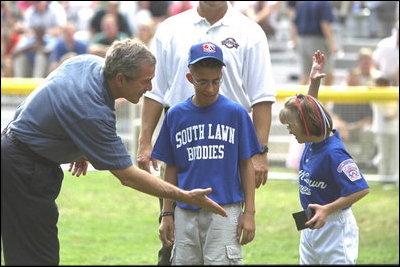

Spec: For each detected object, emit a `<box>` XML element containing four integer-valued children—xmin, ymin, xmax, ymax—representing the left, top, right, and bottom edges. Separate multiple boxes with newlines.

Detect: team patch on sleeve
<box><xmin>337</xmin><ymin>159</ymin><xmax>362</xmax><ymax>181</ymax></box>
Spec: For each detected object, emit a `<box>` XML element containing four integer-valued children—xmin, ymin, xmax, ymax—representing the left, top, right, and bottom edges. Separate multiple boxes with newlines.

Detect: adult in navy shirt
<box><xmin>1</xmin><ymin>39</ymin><xmax>227</xmax><ymax>266</ymax></box>
<box><xmin>289</xmin><ymin>1</ymin><xmax>337</xmax><ymax>85</ymax></box>
<box><xmin>279</xmin><ymin>51</ymin><xmax>369</xmax><ymax>264</ymax></box>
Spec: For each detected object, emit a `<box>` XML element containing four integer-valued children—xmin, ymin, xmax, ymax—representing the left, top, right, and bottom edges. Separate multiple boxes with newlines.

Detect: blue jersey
<box><xmin>299</xmin><ymin>130</ymin><xmax>369</xmax><ymax>210</ymax></box>
<box><xmin>152</xmin><ymin>94</ymin><xmax>261</xmax><ymax>210</ymax></box>
<box><xmin>9</xmin><ymin>54</ymin><xmax>132</xmax><ymax>170</ymax></box>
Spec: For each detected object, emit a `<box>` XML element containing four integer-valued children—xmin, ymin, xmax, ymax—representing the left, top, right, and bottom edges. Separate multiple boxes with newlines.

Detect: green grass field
<box><xmin>2</xmin><ymin>170</ymin><xmax>399</xmax><ymax>265</ymax></box>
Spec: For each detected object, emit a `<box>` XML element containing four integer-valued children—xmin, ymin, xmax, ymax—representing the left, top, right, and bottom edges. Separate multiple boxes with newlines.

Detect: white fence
<box><xmin>2</xmin><ymin>93</ymin><xmax>398</xmax><ymax>183</ymax></box>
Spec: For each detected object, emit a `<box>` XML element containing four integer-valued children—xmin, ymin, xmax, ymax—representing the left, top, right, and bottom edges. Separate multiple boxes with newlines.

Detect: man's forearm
<box><xmin>252</xmin><ymin>102</ymin><xmax>272</xmax><ymax>145</ymax></box>
<box><xmin>111</xmin><ymin>166</ymin><xmax>186</xmax><ymax>201</ymax></box>
<box><xmin>111</xmin><ymin>166</ymin><xmax>227</xmax><ymax>217</ymax></box>
<box><xmin>138</xmin><ymin>97</ymin><xmax>164</xmax><ymax>145</ymax></box>
<box><xmin>321</xmin><ymin>21</ymin><xmax>336</xmax><ymax>53</ymax></box>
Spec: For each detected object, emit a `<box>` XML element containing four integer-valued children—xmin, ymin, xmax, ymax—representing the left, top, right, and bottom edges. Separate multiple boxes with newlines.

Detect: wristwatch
<box><xmin>259</xmin><ymin>145</ymin><xmax>269</xmax><ymax>154</ymax></box>
<box><xmin>160</xmin><ymin>211</ymin><xmax>174</xmax><ymax>217</ymax></box>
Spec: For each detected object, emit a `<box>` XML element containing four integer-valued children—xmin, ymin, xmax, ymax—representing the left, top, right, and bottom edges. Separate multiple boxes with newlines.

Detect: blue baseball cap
<box><xmin>188</xmin><ymin>42</ymin><xmax>225</xmax><ymax>67</ymax></box>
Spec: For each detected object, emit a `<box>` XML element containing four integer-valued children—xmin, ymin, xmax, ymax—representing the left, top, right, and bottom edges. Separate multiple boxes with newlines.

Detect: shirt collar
<box><xmin>191</xmin><ymin>2</ymin><xmax>235</xmax><ymax>27</ymax></box>
<box><xmin>310</xmin><ymin>130</ymin><xmax>338</xmax><ymax>150</ymax></box>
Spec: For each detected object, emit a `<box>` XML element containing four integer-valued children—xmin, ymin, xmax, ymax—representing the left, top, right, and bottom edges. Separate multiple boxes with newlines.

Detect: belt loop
<box><xmin>2</xmin><ymin>127</ymin><xmax>11</xmax><ymax>136</ymax></box>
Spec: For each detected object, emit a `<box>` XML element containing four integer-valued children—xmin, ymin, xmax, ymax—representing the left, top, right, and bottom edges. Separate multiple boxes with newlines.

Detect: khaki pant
<box><xmin>171</xmin><ymin>204</ymin><xmax>243</xmax><ymax>265</ymax></box>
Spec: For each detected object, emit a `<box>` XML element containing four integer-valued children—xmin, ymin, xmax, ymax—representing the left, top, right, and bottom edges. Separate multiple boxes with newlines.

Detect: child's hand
<box><xmin>310</xmin><ymin>50</ymin><xmax>326</xmax><ymax>81</ymax></box>
<box><xmin>305</xmin><ymin>203</ymin><xmax>329</xmax><ymax>230</ymax></box>
<box><xmin>159</xmin><ymin>216</ymin><xmax>175</xmax><ymax>247</ymax></box>
<box><xmin>237</xmin><ymin>213</ymin><xmax>255</xmax><ymax>245</ymax></box>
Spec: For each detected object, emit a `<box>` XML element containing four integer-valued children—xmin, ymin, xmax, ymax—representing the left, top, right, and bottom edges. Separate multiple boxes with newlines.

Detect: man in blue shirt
<box><xmin>1</xmin><ymin>39</ymin><xmax>227</xmax><ymax>266</ymax></box>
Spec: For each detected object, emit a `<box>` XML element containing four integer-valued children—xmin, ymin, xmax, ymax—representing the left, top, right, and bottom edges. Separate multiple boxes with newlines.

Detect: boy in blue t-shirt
<box><xmin>152</xmin><ymin>42</ymin><xmax>261</xmax><ymax>265</ymax></box>
<box><xmin>279</xmin><ymin>51</ymin><xmax>370</xmax><ymax>264</ymax></box>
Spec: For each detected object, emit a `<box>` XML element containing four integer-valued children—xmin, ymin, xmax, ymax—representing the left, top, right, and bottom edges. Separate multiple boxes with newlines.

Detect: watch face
<box><xmin>260</xmin><ymin>146</ymin><xmax>268</xmax><ymax>154</ymax></box>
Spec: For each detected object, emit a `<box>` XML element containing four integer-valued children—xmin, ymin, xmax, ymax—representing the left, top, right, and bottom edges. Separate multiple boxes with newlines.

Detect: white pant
<box><xmin>171</xmin><ymin>203</ymin><xmax>242</xmax><ymax>265</ymax></box>
<box><xmin>299</xmin><ymin>208</ymin><xmax>359</xmax><ymax>264</ymax></box>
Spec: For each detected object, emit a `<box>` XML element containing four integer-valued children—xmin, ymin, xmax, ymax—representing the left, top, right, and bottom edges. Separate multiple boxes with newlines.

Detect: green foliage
<box><xmin>2</xmin><ymin>171</ymin><xmax>399</xmax><ymax>265</ymax></box>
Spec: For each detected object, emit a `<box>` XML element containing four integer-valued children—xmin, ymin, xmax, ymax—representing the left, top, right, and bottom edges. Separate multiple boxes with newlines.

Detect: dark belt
<box><xmin>3</xmin><ymin>128</ymin><xmax>59</xmax><ymax>166</ymax></box>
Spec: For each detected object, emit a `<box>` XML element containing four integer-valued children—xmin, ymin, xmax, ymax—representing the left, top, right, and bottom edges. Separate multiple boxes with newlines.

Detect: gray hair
<box><xmin>103</xmin><ymin>39</ymin><xmax>156</xmax><ymax>80</ymax></box>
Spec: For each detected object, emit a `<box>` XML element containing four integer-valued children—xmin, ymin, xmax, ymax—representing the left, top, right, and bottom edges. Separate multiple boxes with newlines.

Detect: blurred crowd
<box><xmin>0</xmin><ymin>2</ymin><xmax>398</xmax><ymax>182</ymax></box>
<box><xmin>0</xmin><ymin>1</ymin><xmax>192</xmax><ymax>78</ymax></box>
<box><xmin>1</xmin><ymin>1</ymin><xmax>398</xmax><ymax>81</ymax></box>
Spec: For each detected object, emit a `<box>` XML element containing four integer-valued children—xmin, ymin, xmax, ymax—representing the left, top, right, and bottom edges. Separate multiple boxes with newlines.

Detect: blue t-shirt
<box><xmin>49</xmin><ymin>39</ymin><xmax>88</xmax><ymax>63</ymax></box>
<box><xmin>9</xmin><ymin>54</ymin><xmax>132</xmax><ymax>170</ymax></box>
<box><xmin>298</xmin><ymin>130</ymin><xmax>369</xmax><ymax>210</ymax></box>
<box><xmin>294</xmin><ymin>1</ymin><xmax>335</xmax><ymax>36</ymax></box>
<box><xmin>152</xmin><ymin>94</ymin><xmax>261</xmax><ymax>210</ymax></box>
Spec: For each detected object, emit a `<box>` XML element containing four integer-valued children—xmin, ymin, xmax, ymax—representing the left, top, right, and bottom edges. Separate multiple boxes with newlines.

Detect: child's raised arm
<box><xmin>308</xmin><ymin>50</ymin><xmax>326</xmax><ymax>99</ymax></box>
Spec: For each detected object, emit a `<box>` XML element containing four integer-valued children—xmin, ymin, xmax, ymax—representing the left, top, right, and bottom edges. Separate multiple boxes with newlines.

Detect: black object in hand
<box><xmin>292</xmin><ymin>207</ymin><xmax>315</xmax><ymax>231</ymax></box>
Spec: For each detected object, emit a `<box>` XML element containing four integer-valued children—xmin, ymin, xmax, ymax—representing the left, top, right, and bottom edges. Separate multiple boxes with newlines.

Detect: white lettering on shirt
<box><xmin>175</xmin><ymin>123</ymin><xmax>235</xmax><ymax>161</ymax></box>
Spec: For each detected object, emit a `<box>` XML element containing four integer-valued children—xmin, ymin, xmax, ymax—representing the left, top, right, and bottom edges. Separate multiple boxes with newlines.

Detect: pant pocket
<box><xmin>226</xmin><ymin>244</ymin><xmax>243</xmax><ymax>264</ymax></box>
<box><xmin>172</xmin><ymin>241</ymin><xmax>202</xmax><ymax>265</ymax></box>
<box><xmin>30</xmin><ymin>162</ymin><xmax>63</xmax><ymax>199</ymax></box>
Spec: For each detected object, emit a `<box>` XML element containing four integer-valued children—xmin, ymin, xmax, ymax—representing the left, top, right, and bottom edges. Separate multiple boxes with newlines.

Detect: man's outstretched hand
<box><xmin>184</xmin><ymin>188</ymin><xmax>227</xmax><ymax>217</ymax></box>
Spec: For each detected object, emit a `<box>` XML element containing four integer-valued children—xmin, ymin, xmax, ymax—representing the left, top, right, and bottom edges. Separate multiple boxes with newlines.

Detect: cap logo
<box><xmin>201</xmin><ymin>43</ymin><xmax>217</xmax><ymax>54</ymax></box>
<box><xmin>188</xmin><ymin>41</ymin><xmax>225</xmax><ymax>66</ymax></box>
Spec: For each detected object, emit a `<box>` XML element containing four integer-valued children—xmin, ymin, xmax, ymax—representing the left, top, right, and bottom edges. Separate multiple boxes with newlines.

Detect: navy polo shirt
<box><xmin>294</xmin><ymin>1</ymin><xmax>335</xmax><ymax>36</ymax></box>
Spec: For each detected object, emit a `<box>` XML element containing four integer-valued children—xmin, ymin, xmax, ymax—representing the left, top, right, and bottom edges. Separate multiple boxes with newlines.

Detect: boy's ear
<box><xmin>186</xmin><ymin>73</ymin><xmax>193</xmax><ymax>84</ymax></box>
